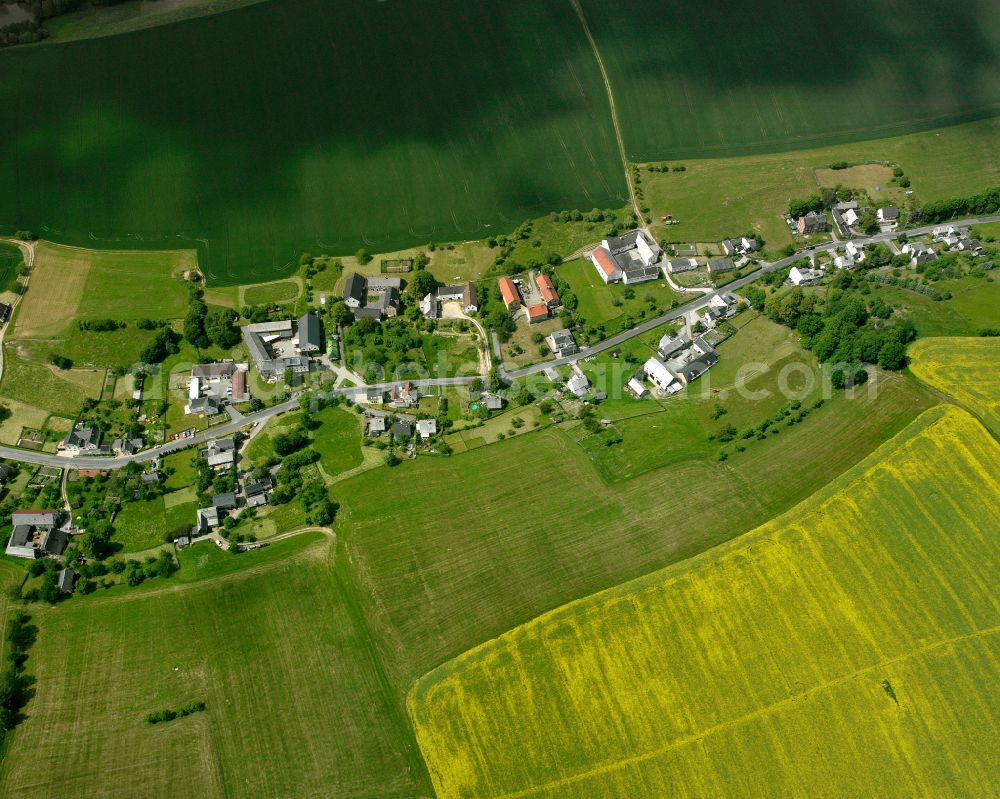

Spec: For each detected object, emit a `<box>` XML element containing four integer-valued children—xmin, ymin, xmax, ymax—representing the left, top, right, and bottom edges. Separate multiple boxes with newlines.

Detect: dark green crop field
<box><xmin>0</xmin><ymin>0</ymin><xmax>624</xmax><ymax>284</ymax></box>
<box><xmin>580</xmin><ymin>0</ymin><xmax>1000</xmax><ymax>159</ymax></box>
<box><xmin>1</xmin><ymin>0</ymin><xmax>999</xmax><ymax>284</ymax></box>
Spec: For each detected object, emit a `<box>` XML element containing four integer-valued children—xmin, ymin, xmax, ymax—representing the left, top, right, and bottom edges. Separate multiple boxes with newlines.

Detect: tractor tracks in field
<box><xmin>569</xmin><ymin>0</ymin><xmax>643</xmax><ymax>226</ymax></box>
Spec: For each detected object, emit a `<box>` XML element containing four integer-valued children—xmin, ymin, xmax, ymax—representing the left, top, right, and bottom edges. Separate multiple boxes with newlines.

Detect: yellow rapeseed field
<box><xmin>409</xmin><ymin>405</ymin><xmax>1000</xmax><ymax>798</ymax></box>
<box><xmin>909</xmin><ymin>336</ymin><xmax>1000</xmax><ymax>435</ymax></box>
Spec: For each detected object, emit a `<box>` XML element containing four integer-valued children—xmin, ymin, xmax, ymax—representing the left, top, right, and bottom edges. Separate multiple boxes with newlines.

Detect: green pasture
<box><xmin>242</xmin><ymin>279</ymin><xmax>300</xmax><ymax>307</ymax></box>
<box><xmin>0</xmin><ymin>534</ymin><xmax>433</xmax><ymax>798</ymax></box>
<box><xmin>643</xmin><ymin>118</ymin><xmax>1000</xmax><ymax>249</ymax></box>
<box><xmin>312</xmin><ymin>405</ymin><xmax>363</xmax><ymax>478</ymax></box>
<box><xmin>557</xmin><ymin>257</ymin><xmax>677</xmax><ymax>330</ymax></box>
<box><xmin>113</xmin><ymin>489</ymin><xmax>198</xmax><ymax>552</ymax></box>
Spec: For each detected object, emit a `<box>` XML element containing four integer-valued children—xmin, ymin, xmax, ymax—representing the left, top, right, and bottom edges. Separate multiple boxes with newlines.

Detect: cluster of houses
<box><xmin>59</xmin><ymin>424</ymin><xmax>146</xmax><ymax>457</ymax></box>
<box><xmin>365</xmin><ymin>381</ymin><xmax>420</xmax><ymax>409</ymax></box>
<box><xmin>4</xmin><ymin>509</ymin><xmax>78</xmax><ymax>593</ymax></box>
<box><xmin>4</xmin><ymin>509</ymin><xmax>66</xmax><ymax>559</ymax></box>
<box><xmin>631</xmin><ymin>330</ymin><xmax>720</xmax><ymax>398</ymax></box>
<box><xmin>497</xmin><ymin>271</ymin><xmax>562</xmax><ymax>324</ymax></box>
<box><xmin>420</xmin><ymin>281</ymin><xmax>478</xmax><ymax>319</ymax></box>
<box><xmin>590</xmin><ymin>230</ymin><xmax>662</xmax><ymax>285</ymax></box>
<box><xmin>191</xmin><ymin>474</ymin><xmax>274</xmax><ymax>538</ymax></box>
<box><xmin>343</xmin><ymin>273</ymin><xmax>402</xmax><ymax>320</ymax></box>
<box><xmin>186</xmin><ymin>360</ymin><xmax>249</xmax><ymax>416</ymax></box>
<box><xmin>190</xmin><ymin>436</ymin><xmax>274</xmax><ymax>538</ymax></box>
<box><xmin>931</xmin><ymin>225</ymin><xmax>984</xmax><ymax>255</ymax></box>
<box><xmin>241</xmin><ymin>311</ymin><xmax>323</xmax><ymax>382</ymax></box>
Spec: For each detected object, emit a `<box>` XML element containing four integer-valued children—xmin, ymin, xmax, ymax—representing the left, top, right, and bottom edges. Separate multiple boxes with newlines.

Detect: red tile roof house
<box><xmin>498</xmin><ymin>277</ymin><xmax>521</xmax><ymax>311</ymax></box>
<box><xmin>526</xmin><ymin>303</ymin><xmax>550</xmax><ymax>324</ymax></box>
<box><xmin>590</xmin><ymin>246</ymin><xmax>622</xmax><ymax>283</ymax></box>
<box><xmin>535</xmin><ymin>274</ymin><xmax>560</xmax><ymax>307</ymax></box>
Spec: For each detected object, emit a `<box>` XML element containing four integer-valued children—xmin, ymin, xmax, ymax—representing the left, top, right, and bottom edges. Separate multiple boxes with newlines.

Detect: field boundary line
<box><xmin>568</xmin><ymin>0</ymin><xmax>642</xmax><ymax>222</ymax></box>
<box><xmin>495</xmin><ymin>623</ymin><xmax>1000</xmax><ymax>799</ymax></box>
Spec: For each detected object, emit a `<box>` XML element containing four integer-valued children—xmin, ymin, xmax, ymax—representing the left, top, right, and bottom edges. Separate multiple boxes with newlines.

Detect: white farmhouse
<box><xmin>643</xmin><ymin>357</ymin><xmax>682</xmax><ymax>395</ymax></box>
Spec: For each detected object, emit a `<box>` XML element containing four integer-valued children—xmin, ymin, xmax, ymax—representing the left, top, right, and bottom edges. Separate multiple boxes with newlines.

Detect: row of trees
<box><xmin>914</xmin><ymin>186</ymin><xmax>1000</xmax><ymax>224</ymax></box>
<box><xmin>0</xmin><ymin>613</ymin><xmax>35</xmax><ymax>736</ymax></box>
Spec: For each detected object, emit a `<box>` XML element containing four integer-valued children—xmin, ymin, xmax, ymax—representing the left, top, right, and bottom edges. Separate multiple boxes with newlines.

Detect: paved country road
<box><xmin>0</xmin><ymin>215</ymin><xmax>996</xmax><ymax>470</ymax></box>
<box><xmin>501</xmin><ymin>214</ymin><xmax>1000</xmax><ymax>380</ymax></box>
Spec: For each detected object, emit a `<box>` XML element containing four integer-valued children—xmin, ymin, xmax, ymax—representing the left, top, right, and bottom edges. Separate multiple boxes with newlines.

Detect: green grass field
<box><xmin>241</xmin><ymin>279</ymin><xmax>300</xmax><ymax>306</ymax></box>
<box><xmin>312</xmin><ymin>405</ymin><xmax>364</xmax><ymax>478</ymax></box>
<box><xmin>0</xmin><ymin>0</ymin><xmax>624</xmax><ymax>284</ymax></box>
<box><xmin>582</xmin><ymin>0</ymin><xmax>1000</xmax><ymax>160</ymax></box>
<box><xmin>641</xmin><ymin>118</ymin><xmax>1000</xmax><ymax>249</ymax></box>
<box><xmin>0</xmin><ymin>347</ymin><xmax>103</xmax><ymax>415</ymax></box>
<box><xmin>0</xmin><ymin>241</ymin><xmax>21</xmax><ymax>294</ymax></box>
<box><xmin>113</xmin><ymin>489</ymin><xmax>198</xmax><ymax>552</ymax></box>
<box><xmin>5</xmin><ymin>242</ymin><xmax>195</xmax><ymax>371</ymax></box>
<box><xmin>0</xmin><ymin>533</ymin><xmax>433</xmax><ymax>798</ymax></box>
<box><xmin>409</xmin><ymin>405</ymin><xmax>1000</xmax><ymax>798</ymax></box>
<box><xmin>557</xmin><ymin>258</ymin><xmax>677</xmax><ymax>330</ymax></box>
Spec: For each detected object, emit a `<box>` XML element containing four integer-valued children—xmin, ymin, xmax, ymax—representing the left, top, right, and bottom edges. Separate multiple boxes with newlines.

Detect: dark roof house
<box><xmin>298</xmin><ymin>311</ymin><xmax>323</xmax><ymax>352</ymax></box>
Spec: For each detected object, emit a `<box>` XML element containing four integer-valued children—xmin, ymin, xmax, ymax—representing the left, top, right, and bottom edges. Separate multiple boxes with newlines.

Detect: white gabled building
<box><xmin>845</xmin><ymin>241</ymin><xmax>866</xmax><ymax>264</ymax></box>
<box><xmin>643</xmin><ymin>357</ymin><xmax>682</xmax><ymax>395</ymax></box>
<box><xmin>790</xmin><ymin>265</ymin><xmax>824</xmax><ymax>285</ymax></box>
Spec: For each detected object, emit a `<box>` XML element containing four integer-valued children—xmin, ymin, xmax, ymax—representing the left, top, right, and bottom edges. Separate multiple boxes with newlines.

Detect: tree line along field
<box><xmin>581</xmin><ymin>0</ymin><xmax>1000</xmax><ymax>161</ymax></box>
<box><xmin>0</xmin><ymin>533</ymin><xmax>434</xmax><ymax>798</ymax></box>
<box><xmin>408</xmin><ymin>405</ymin><xmax>1000</xmax><ymax>798</ymax></box>
<box><xmin>908</xmin><ymin>336</ymin><xmax>1000</xmax><ymax>436</ymax></box>
<box><xmin>0</xmin><ymin>0</ymin><xmax>624</xmax><ymax>285</ymax></box>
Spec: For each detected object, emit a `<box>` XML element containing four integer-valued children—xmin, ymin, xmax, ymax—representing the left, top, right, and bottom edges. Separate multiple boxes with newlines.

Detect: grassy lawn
<box><xmin>113</xmin><ymin>492</ymin><xmax>197</xmax><ymax>552</ymax></box>
<box><xmin>503</xmin><ymin>206</ymin><xmax>636</xmax><ymax>268</ymax></box>
<box><xmin>243</xmin><ymin>411</ymin><xmax>303</xmax><ymax>467</ymax></box>
<box><xmin>312</xmin><ymin>405</ymin><xmax>364</xmax><ymax>478</ymax></box>
<box><xmin>871</xmin><ymin>276</ymin><xmax>1000</xmax><ymax>337</ymax></box>
<box><xmin>410</xmin><ymin>405</ymin><xmax>1000</xmax><ymax>798</ymax></box>
<box><xmin>0</xmin><ymin>398</ymin><xmax>50</xmax><ymax>446</ymax></box>
<box><xmin>641</xmin><ymin>118</ymin><xmax>1000</xmax><ymax>251</ymax></box>
<box><xmin>556</xmin><ymin>257</ymin><xmax>677</xmax><ymax>333</ymax></box>
<box><xmin>162</xmin><ymin>448</ymin><xmax>199</xmax><ymax>491</ymax></box>
<box><xmin>0</xmin><ymin>534</ymin><xmax>433</xmax><ymax>798</ymax></box>
<box><xmin>241</xmin><ymin>278</ymin><xmax>301</xmax><ymax>307</ymax></box>
<box><xmin>0</xmin><ymin>347</ymin><xmax>104</xmax><ymax>415</ymax></box>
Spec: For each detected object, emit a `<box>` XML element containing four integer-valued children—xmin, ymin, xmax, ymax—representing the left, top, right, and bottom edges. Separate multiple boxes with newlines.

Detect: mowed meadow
<box><xmin>409</xmin><ymin>406</ymin><xmax>1000</xmax><ymax>798</ymax></box>
<box><xmin>3</xmin><ymin>0</ymin><xmax>1000</xmax><ymax>281</ymax></box>
<box><xmin>0</xmin><ymin>0</ymin><xmax>624</xmax><ymax>284</ymax></box>
<box><xmin>0</xmin><ymin>533</ymin><xmax>434</xmax><ymax>799</ymax></box>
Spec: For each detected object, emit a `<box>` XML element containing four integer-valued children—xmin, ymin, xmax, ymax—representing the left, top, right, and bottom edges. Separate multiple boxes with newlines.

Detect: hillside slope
<box><xmin>409</xmin><ymin>404</ymin><xmax>1000</xmax><ymax>798</ymax></box>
